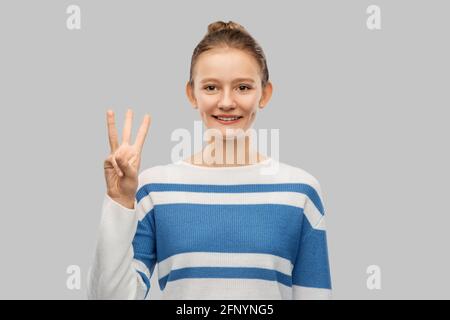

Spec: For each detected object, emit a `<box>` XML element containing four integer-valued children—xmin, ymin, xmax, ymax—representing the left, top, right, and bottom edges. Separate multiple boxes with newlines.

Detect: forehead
<box><xmin>195</xmin><ymin>48</ymin><xmax>260</xmax><ymax>83</ymax></box>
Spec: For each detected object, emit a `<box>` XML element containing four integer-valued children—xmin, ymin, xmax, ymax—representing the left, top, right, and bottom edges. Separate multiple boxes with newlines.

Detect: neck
<box><xmin>192</xmin><ymin>134</ymin><xmax>266</xmax><ymax>167</ymax></box>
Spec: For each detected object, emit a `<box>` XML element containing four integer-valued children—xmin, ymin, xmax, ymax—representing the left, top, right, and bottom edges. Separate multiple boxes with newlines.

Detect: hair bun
<box><xmin>207</xmin><ymin>20</ymin><xmax>246</xmax><ymax>34</ymax></box>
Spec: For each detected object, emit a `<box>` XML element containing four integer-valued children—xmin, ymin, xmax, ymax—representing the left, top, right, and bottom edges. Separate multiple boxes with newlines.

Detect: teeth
<box><xmin>217</xmin><ymin>116</ymin><xmax>240</xmax><ymax>121</ymax></box>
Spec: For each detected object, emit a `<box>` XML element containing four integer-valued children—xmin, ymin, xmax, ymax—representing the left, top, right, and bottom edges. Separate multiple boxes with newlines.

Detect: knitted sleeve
<box><xmin>87</xmin><ymin>173</ymin><xmax>156</xmax><ymax>299</ymax></box>
<box><xmin>292</xmin><ymin>180</ymin><xmax>332</xmax><ymax>299</ymax></box>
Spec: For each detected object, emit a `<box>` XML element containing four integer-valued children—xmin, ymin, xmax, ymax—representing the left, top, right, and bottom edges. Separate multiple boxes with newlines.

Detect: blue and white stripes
<box><xmin>127</xmin><ymin>160</ymin><xmax>332</xmax><ymax>299</ymax></box>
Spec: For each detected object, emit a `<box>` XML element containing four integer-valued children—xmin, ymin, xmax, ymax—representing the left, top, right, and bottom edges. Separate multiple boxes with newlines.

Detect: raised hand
<box><xmin>104</xmin><ymin>109</ymin><xmax>151</xmax><ymax>209</ymax></box>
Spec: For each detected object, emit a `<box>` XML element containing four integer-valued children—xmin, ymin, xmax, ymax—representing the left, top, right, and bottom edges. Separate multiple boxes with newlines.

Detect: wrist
<box><xmin>107</xmin><ymin>193</ymin><xmax>135</xmax><ymax>209</ymax></box>
<box><xmin>120</xmin><ymin>199</ymin><xmax>135</xmax><ymax>210</ymax></box>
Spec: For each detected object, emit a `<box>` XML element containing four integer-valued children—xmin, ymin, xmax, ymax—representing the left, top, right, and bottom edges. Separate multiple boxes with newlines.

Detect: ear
<box><xmin>186</xmin><ymin>81</ymin><xmax>198</xmax><ymax>109</ymax></box>
<box><xmin>259</xmin><ymin>81</ymin><xmax>273</xmax><ymax>109</ymax></box>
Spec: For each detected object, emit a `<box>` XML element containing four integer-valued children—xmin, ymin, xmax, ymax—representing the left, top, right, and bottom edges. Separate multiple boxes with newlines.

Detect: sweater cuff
<box><xmin>104</xmin><ymin>193</ymin><xmax>136</xmax><ymax>213</ymax></box>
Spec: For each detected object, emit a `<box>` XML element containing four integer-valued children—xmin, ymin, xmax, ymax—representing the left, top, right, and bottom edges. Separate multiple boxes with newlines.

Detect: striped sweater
<box><xmin>88</xmin><ymin>157</ymin><xmax>332</xmax><ymax>300</ymax></box>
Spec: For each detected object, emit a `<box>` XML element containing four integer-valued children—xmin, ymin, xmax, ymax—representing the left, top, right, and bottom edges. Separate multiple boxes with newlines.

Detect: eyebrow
<box><xmin>200</xmin><ymin>78</ymin><xmax>256</xmax><ymax>84</ymax></box>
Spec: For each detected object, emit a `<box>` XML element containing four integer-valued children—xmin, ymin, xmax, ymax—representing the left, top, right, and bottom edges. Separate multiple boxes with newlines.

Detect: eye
<box><xmin>238</xmin><ymin>85</ymin><xmax>252</xmax><ymax>91</ymax></box>
<box><xmin>204</xmin><ymin>85</ymin><xmax>216</xmax><ymax>91</ymax></box>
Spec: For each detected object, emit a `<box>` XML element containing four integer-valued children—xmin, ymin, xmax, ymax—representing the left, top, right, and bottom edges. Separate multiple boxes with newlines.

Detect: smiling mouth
<box><xmin>211</xmin><ymin>115</ymin><xmax>243</xmax><ymax>122</ymax></box>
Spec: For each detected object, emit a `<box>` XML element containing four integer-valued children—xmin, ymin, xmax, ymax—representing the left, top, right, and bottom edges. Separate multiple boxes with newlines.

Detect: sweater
<box><xmin>87</xmin><ymin>157</ymin><xmax>332</xmax><ymax>300</ymax></box>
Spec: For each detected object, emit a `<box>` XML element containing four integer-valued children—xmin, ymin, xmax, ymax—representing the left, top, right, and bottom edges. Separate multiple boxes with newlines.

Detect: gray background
<box><xmin>0</xmin><ymin>0</ymin><xmax>448</xmax><ymax>299</ymax></box>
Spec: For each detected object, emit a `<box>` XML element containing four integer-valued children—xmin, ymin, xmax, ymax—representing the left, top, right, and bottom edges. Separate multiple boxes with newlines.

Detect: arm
<box><xmin>87</xmin><ymin>183</ymin><xmax>156</xmax><ymax>300</ymax></box>
<box><xmin>292</xmin><ymin>182</ymin><xmax>332</xmax><ymax>299</ymax></box>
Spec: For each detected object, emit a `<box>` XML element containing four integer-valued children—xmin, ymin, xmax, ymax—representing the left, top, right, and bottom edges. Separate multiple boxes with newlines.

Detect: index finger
<box><xmin>106</xmin><ymin>110</ymin><xmax>119</xmax><ymax>153</ymax></box>
<box><xmin>133</xmin><ymin>114</ymin><xmax>151</xmax><ymax>154</ymax></box>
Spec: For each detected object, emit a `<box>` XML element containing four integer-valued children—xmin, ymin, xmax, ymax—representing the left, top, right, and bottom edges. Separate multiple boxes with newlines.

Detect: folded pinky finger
<box><xmin>111</xmin><ymin>155</ymin><xmax>124</xmax><ymax>177</ymax></box>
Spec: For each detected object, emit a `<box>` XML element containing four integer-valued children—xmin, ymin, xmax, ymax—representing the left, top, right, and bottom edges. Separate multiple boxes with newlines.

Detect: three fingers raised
<box><xmin>106</xmin><ymin>109</ymin><xmax>151</xmax><ymax>155</ymax></box>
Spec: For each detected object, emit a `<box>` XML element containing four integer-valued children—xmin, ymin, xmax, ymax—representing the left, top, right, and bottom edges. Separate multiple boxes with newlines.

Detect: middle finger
<box><xmin>122</xmin><ymin>108</ymin><xmax>133</xmax><ymax>145</ymax></box>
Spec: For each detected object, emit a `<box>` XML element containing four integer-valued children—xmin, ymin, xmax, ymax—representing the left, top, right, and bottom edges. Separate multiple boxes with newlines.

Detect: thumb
<box><xmin>115</xmin><ymin>154</ymin><xmax>137</xmax><ymax>177</ymax></box>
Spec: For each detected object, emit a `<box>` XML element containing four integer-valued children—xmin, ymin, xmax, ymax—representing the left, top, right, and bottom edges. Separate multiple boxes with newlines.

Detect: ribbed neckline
<box><xmin>175</xmin><ymin>157</ymin><xmax>274</xmax><ymax>171</ymax></box>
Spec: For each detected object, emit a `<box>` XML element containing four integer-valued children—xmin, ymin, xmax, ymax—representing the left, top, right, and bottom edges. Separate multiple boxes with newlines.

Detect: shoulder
<box><xmin>137</xmin><ymin>163</ymin><xmax>174</xmax><ymax>187</ymax></box>
<box><xmin>276</xmin><ymin>160</ymin><xmax>323</xmax><ymax>194</ymax></box>
<box><xmin>276</xmin><ymin>161</ymin><xmax>327</xmax><ymax>216</ymax></box>
<box><xmin>272</xmin><ymin>162</ymin><xmax>322</xmax><ymax>198</ymax></box>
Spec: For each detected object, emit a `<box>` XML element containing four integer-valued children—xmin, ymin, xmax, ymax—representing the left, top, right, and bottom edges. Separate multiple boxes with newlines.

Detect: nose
<box><xmin>218</xmin><ymin>88</ymin><xmax>236</xmax><ymax>110</ymax></box>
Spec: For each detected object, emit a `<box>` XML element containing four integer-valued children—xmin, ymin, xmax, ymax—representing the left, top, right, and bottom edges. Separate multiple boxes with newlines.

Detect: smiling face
<box><xmin>186</xmin><ymin>47</ymin><xmax>272</xmax><ymax>139</ymax></box>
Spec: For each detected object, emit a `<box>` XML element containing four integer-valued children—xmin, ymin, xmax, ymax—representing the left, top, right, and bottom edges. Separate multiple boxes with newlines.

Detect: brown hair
<box><xmin>188</xmin><ymin>20</ymin><xmax>269</xmax><ymax>89</ymax></box>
